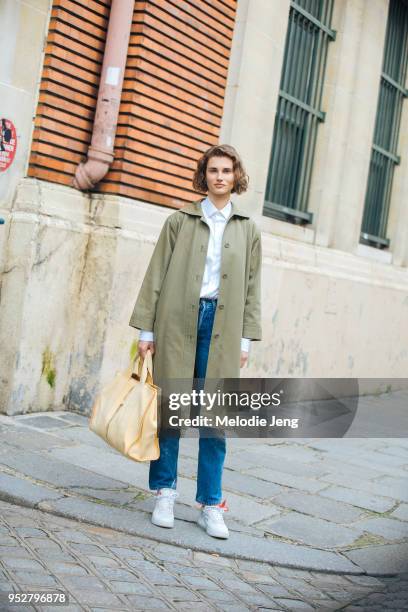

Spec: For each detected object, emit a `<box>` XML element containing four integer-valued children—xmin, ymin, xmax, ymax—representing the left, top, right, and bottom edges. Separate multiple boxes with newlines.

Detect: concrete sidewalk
<box><xmin>0</xmin><ymin>395</ymin><xmax>407</xmax><ymax>577</ymax></box>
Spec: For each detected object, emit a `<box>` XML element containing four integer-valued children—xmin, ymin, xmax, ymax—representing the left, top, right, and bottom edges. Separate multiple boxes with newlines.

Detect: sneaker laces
<box><xmin>203</xmin><ymin>499</ymin><xmax>228</xmax><ymax>522</ymax></box>
<box><xmin>156</xmin><ymin>489</ymin><xmax>178</xmax><ymax>511</ymax></box>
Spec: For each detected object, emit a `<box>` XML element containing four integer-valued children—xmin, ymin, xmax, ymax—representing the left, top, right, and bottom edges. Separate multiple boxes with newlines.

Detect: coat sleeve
<box><xmin>242</xmin><ymin>224</ymin><xmax>262</xmax><ymax>341</ymax></box>
<box><xmin>129</xmin><ymin>214</ymin><xmax>179</xmax><ymax>331</ymax></box>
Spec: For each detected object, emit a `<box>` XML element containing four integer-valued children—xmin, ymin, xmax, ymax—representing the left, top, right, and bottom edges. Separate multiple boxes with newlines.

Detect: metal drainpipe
<box><xmin>73</xmin><ymin>0</ymin><xmax>134</xmax><ymax>190</ymax></box>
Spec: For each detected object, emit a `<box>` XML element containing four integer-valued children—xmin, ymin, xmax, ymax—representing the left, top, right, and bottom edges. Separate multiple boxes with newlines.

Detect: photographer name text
<box><xmin>167</xmin><ymin>415</ymin><xmax>299</xmax><ymax>428</ymax></box>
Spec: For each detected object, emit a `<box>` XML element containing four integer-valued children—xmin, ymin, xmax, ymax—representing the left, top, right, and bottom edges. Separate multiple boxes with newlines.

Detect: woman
<box><xmin>129</xmin><ymin>144</ymin><xmax>262</xmax><ymax>539</ymax></box>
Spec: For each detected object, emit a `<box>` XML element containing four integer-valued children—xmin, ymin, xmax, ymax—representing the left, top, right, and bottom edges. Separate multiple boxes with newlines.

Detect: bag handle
<box><xmin>132</xmin><ymin>349</ymin><xmax>154</xmax><ymax>384</ymax></box>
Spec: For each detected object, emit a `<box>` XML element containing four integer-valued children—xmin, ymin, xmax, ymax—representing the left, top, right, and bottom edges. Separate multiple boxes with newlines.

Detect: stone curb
<box><xmin>0</xmin><ymin>472</ymin><xmax>363</xmax><ymax>576</ymax></box>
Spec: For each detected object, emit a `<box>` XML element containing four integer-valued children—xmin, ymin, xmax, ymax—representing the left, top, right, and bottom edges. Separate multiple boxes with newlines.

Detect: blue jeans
<box><xmin>149</xmin><ymin>298</ymin><xmax>226</xmax><ymax>505</ymax></box>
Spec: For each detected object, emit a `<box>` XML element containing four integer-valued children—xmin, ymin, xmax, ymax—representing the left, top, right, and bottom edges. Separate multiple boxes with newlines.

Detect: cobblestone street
<box><xmin>0</xmin><ymin>500</ymin><xmax>407</xmax><ymax>611</ymax></box>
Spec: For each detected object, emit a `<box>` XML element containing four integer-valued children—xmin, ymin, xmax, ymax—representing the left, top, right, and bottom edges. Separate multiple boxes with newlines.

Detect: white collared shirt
<box><xmin>140</xmin><ymin>195</ymin><xmax>250</xmax><ymax>353</ymax></box>
<box><xmin>200</xmin><ymin>195</ymin><xmax>231</xmax><ymax>299</ymax></box>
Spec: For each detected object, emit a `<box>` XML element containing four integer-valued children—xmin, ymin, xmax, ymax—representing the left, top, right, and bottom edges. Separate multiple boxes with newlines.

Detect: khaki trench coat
<box><xmin>129</xmin><ymin>198</ymin><xmax>262</xmax><ymax>389</ymax></box>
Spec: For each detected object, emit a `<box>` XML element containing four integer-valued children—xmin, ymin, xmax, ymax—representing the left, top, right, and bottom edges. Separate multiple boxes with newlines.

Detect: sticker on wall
<box><xmin>0</xmin><ymin>118</ymin><xmax>17</xmax><ymax>173</ymax></box>
<box><xmin>106</xmin><ymin>66</ymin><xmax>120</xmax><ymax>86</ymax></box>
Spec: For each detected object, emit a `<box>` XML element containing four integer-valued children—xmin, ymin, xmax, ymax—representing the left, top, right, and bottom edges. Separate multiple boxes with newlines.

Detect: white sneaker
<box><xmin>198</xmin><ymin>503</ymin><xmax>229</xmax><ymax>539</ymax></box>
<box><xmin>151</xmin><ymin>488</ymin><xmax>178</xmax><ymax>528</ymax></box>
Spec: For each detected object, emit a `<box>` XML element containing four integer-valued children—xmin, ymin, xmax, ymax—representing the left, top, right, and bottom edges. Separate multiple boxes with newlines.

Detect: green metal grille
<box><xmin>361</xmin><ymin>0</ymin><xmax>408</xmax><ymax>249</ymax></box>
<box><xmin>264</xmin><ymin>0</ymin><xmax>336</xmax><ymax>225</ymax></box>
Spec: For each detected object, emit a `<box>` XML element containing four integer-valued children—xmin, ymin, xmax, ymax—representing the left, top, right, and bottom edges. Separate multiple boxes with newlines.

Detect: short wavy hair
<box><xmin>192</xmin><ymin>144</ymin><xmax>249</xmax><ymax>195</ymax></box>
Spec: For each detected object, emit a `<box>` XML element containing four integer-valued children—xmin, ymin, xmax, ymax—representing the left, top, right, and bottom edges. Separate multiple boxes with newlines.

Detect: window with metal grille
<box><xmin>360</xmin><ymin>0</ymin><xmax>408</xmax><ymax>249</ymax></box>
<box><xmin>263</xmin><ymin>0</ymin><xmax>336</xmax><ymax>225</ymax></box>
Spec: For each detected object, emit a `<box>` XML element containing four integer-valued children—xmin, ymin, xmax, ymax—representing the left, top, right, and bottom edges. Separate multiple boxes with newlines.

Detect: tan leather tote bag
<box><xmin>89</xmin><ymin>349</ymin><xmax>160</xmax><ymax>461</ymax></box>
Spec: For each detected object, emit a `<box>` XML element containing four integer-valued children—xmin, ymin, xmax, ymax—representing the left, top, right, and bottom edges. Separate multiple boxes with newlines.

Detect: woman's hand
<box><xmin>240</xmin><ymin>351</ymin><xmax>248</xmax><ymax>368</ymax></box>
<box><xmin>138</xmin><ymin>340</ymin><xmax>155</xmax><ymax>358</ymax></box>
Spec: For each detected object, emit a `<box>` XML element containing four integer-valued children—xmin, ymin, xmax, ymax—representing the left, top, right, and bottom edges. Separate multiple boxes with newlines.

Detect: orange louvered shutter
<box><xmin>28</xmin><ymin>0</ymin><xmax>110</xmax><ymax>185</ymax></box>
<box><xmin>29</xmin><ymin>0</ymin><xmax>237</xmax><ymax>209</ymax></box>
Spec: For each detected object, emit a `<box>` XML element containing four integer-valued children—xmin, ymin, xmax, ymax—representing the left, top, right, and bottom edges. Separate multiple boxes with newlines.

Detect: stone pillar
<box><xmin>311</xmin><ymin>0</ymin><xmax>389</xmax><ymax>252</ymax></box>
<box><xmin>220</xmin><ymin>0</ymin><xmax>290</xmax><ymax>217</ymax></box>
<box><xmin>0</xmin><ymin>0</ymin><xmax>52</xmax><ymax>207</ymax></box>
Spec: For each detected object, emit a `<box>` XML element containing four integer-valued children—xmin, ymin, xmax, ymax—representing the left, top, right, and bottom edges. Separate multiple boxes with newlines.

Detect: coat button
<box><xmin>192</xmin><ymin>304</ymin><xmax>195</xmax><ymax>309</ymax></box>
<box><xmin>214</xmin><ymin>334</ymin><xmax>219</xmax><ymax>339</ymax></box>
<box><xmin>224</xmin><ymin>243</ymin><xmax>230</xmax><ymax>248</ymax></box>
<box><xmin>219</xmin><ymin>305</ymin><xmax>224</xmax><ymax>310</ymax></box>
<box><xmin>222</xmin><ymin>273</ymin><xmax>228</xmax><ymax>279</ymax></box>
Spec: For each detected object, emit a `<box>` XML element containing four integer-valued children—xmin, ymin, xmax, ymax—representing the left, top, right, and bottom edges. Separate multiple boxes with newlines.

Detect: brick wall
<box><xmin>28</xmin><ymin>0</ymin><xmax>237</xmax><ymax>209</ymax></box>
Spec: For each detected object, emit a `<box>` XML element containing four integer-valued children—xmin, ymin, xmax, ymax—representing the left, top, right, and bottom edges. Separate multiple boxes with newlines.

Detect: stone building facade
<box><xmin>0</xmin><ymin>0</ymin><xmax>407</xmax><ymax>415</ymax></box>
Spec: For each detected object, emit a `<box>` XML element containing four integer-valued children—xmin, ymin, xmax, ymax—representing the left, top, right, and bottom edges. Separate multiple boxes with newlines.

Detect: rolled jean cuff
<box><xmin>196</xmin><ymin>497</ymin><xmax>222</xmax><ymax>506</ymax></box>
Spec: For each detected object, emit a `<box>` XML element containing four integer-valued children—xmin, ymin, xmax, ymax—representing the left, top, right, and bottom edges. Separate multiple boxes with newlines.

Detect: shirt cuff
<box><xmin>241</xmin><ymin>337</ymin><xmax>251</xmax><ymax>353</ymax></box>
<box><xmin>140</xmin><ymin>331</ymin><xmax>248</xmax><ymax>350</ymax></box>
<box><xmin>139</xmin><ymin>330</ymin><xmax>154</xmax><ymax>342</ymax></box>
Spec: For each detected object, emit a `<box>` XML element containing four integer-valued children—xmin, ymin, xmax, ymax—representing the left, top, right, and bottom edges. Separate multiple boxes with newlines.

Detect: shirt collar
<box><xmin>178</xmin><ymin>199</ymin><xmax>250</xmax><ymax>219</ymax></box>
<box><xmin>201</xmin><ymin>196</ymin><xmax>232</xmax><ymax>220</ymax></box>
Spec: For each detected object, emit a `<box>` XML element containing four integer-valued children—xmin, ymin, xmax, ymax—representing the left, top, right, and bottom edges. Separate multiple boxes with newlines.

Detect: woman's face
<box><xmin>205</xmin><ymin>156</ymin><xmax>235</xmax><ymax>198</ymax></box>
